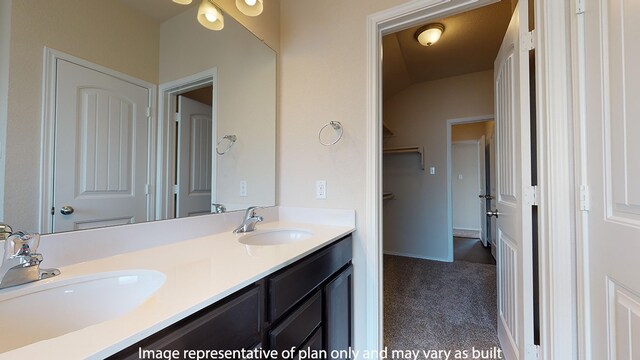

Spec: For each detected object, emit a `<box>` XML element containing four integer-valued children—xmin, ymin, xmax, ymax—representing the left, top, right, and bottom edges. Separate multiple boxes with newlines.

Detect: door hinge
<box><xmin>174</xmin><ymin>112</ymin><xmax>180</xmax><ymax>123</ymax></box>
<box><xmin>524</xmin><ymin>185</ymin><xmax>538</xmax><ymax>206</ymax></box>
<box><xmin>576</xmin><ymin>0</ymin><xmax>585</xmax><ymax>15</ymax></box>
<box><xmin>579</xmin><ymin>184</ymin><xmax>590</xmax><ymax>211</ymax></box>
<box><xmin>173</xmin><ymin>184</ymin><xmax>179</xmax><ymax>194</ymax></box>
<box><xmin>50</xmin><ymin>206</ymin><xmax>55</xmax><ymax>215</ymax></box>
<box><xmin>522</xmin><ymin>30</ymin><xmax>536</xmax><ymax>51</ymax></box>
<box><xmin>145</xmin><ymin>184</ymin><xmax>153</xmax><ymax>195</ymax></box>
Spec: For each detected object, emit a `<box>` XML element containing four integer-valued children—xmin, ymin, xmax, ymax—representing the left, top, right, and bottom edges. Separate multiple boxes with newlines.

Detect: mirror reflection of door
<box><xmin>175</xmin><ymin>93</ymin><xmax>213</xmax><ymax>218</ymax></box>
<box><xmin>52</xmin><ymin>59</ymin><xmax>151</xmax><ymax>232</ymax></box>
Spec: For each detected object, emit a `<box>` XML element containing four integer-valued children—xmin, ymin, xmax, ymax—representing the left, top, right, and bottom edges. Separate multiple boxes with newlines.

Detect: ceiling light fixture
<box><xmin>197</xmin><ymin>0</ymin><xmax>224</xmax><ymax>31</ymax></box>
<box><xmin>236</xmin><ymin>0</ymin><xmax>263</xmax><ymax>16</ymax></box>
<box><xmin>415</xmin><ymin>23</ymin><xmax>445</xmax><ymax>47</ymax></box>
<box><xmin>172</xmin><ymin>0</ymin><xmax>193</xmax><ymax>4</ymax></box>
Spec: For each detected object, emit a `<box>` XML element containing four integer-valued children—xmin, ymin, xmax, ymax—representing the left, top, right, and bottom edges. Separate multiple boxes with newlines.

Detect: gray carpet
<box><xmin>384</xmin><ymin>255</ymin><xmax>501</xmax><ymax>358</ymax></box>
<box><xmin>454</xmin><ymin>237</ymin><xmax>496</xmax><ymax>265</ymax></box>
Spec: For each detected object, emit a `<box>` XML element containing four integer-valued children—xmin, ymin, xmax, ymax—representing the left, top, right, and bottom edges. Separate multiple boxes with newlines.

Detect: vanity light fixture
<box><xmin>236</xmin><ymin>0</ymin><xmax>263</xmax><ymax>17</ymax></box>
<box><xmin>197</xmin><ymin>0</ymin><xmax>224</xmax><ymax>31</ymax></box>
<box><xmin>415</xmin><ymin>23</ymin><xmax>445</xmax><ymax>47</ymax></box>
<box><xmin>172</xmin><ymin>0</ymin><xmax>193</xmax><ymax>4</ymax></box>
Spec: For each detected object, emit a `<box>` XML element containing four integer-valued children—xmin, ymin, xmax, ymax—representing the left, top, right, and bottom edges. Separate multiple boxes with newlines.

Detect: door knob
<box><xmin>479</xmin><ymin>194</ymin><xmax>495</xmax><ymax>200</ymax></box>
<box><xmin>60</xmin><ymin>205</ymin><xmax>74</xmax><ymax>215</ymax></box>
<box><xmin>486</xmin><ymin>209</ymin><xmax>500</xmax><ymax>218</ymax></box>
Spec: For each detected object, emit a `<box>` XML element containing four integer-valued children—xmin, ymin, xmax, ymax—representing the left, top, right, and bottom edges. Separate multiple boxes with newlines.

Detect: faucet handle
<box><xmin>0</xmin><ymin>223</ymin><xmax>12</xmax><ymax>241</ymax></box>
<box><xmin>5</xmin><ymin>232</ymin><xmax>40</xmax><ymax>259</ymax></box>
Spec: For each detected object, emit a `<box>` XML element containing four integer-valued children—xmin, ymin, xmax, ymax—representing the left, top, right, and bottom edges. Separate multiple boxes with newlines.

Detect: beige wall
<box><xmin>279</xmin><ymin>0</ymin><xmax>411</xmax><ymax>351</ymax></box>
<box><xmin>382</xmin><ymin>70</ymin><xmax>494</xmax><ymax>260</ymax></box>
<box><xmin>217</xmin><ymin>0</ymin><xmax>280</xmax><ymax>52</ymax></box>
<box><xmin>452</xmin><ymin>120</ymin><xmax>495</xmax><ymax>142</ymax></box>
<box><xmin>3</xmin><ymin>0</ymin><xmax>159</xmax><ymax>230</ymax></box>
<box><xmin>160</xmin><ymin>7</ymin><xmax>277</xmax><ymax>210</ymax></box>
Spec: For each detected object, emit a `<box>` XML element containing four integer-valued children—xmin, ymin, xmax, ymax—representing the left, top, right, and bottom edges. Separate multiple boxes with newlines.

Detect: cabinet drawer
<box><xmin>268</xmin><ymin>236</ymin><xmax>352</xmax><ymax>321</ymax></box>
<box><xmin>109</xmin><ymin>284</ymin><xmax>261</xmax><ymax>359</ymax></box>
<box><xmin>269</xmin><ymin>291</ymin><xmax>322</xmax><ymax>355</ymax></box>
<box><xmin>294</xmin><ymin>326</ymin><xmax>323</xmax><ymax>360</ymax></box>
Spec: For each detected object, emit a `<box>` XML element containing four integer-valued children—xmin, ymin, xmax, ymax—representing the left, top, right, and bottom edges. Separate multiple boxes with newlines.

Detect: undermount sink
<box><xmin>238</xmin><ymin>229</ymin><xmax>313</xmax><ymax>246</ymax></box>
<box><xmin>0</xmin><ymin>269</ymin><xmax>165</xmax><ymax>353</ymax></box>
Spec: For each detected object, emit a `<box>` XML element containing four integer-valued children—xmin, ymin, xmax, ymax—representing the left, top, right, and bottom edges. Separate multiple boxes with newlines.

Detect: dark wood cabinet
<box><xmin>109</xmin><ymin>235</ymin><xmax>352</xmax><ymax>360</ymax></box>
<box><xmin>325</xmin><ymin>264</ymin><xmax>353</xmax><ymax>359</ymax></box>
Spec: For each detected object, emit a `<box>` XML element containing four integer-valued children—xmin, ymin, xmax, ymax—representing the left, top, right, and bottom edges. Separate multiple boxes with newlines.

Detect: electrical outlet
<box><xmin>316</xmin><ymin>180</ymin><xmax>327</xmax><ymax>199</ymax></box>
<box><xmin>240</xmin><ymin>180</ymin><xmax>247</xmax><ymax>197</ymax></box>
<box><xmin>430</xmin><ymin>166</ymin><xmax>436</xmax><ymax>175</ymax></box>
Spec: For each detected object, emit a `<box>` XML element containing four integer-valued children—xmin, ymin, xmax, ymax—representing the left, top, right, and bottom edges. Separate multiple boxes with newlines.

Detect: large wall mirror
<box><xmin>2</xmin><ymin>0</ymin><xmax>276</xmax><ymax>233</ymax></box>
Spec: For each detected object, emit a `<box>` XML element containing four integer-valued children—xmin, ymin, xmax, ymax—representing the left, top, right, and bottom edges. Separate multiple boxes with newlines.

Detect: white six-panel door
<box><xmin>581</xmin><ymin>0</ymin><xmax>640</xmax><ymax>358</ymax></box>
<box><xmin>53</xmin><ymin>59</ymin><xmax>150</xmax><ymax>232</ymax></box>
<box><xmin>494</xmin><ymin>2</ymin><xmax>535</xmax><ymax>359</ymax></box>
<box><xmin>176</xmin><ymin>96</ymin><xmax>213</xmax><ymax>218</ymax></box>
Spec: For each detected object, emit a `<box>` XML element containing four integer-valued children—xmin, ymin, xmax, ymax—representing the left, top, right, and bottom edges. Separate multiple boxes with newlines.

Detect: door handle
<box><xmin>479</xmin><ymin>194</ymin><xmax>495</xmax><ymax>200</ymax></box>
<box><xmin>486</xmin><ymin>209</ymin><xmax>500</xmax><ymax>218</ymax></box>
<box><xmin>60</xmin><ymin>205</ymin><xmax>75</xmax><ymax>215</ymax></box>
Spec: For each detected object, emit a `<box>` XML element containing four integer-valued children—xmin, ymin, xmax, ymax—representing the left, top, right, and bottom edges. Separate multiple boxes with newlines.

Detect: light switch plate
<box><xmin>430</xmin><ymin>166</ymin><xmax>436</xmax><ymax>175</ymax></box>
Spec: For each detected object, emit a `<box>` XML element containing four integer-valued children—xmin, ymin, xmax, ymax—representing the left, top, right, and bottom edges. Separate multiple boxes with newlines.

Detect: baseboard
<box><xmin>383</xmin><ymin>250</ymin><xmax>451</xmax><ymax>263</ymax></box>
<box><xmin>453</xmin><ymin>228</ymin><xmax>481</xmax><ymax>238</ymax></box>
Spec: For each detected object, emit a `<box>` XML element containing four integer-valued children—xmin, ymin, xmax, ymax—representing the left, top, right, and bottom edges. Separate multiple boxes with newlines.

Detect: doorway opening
<box><xmin>156</xmin><ymin>69</ymin><xmax>217</xmax><ymax>220</ymax></box>
<box><xmin>449</xmin><ymin>117</ymin><xmax>496</xmax><ymax>263</ymax></box>
<box><xmin>379</xmin><ymin>0</ymin><xmax>530</xmax><ymax>356</ymax></box>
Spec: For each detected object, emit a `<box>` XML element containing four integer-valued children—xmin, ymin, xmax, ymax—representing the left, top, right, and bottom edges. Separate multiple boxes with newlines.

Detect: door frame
<box><xmin>156</xmin><ymin>69</ymin><xmax>217</xmax><ymax>220</ymax></box>
<box><xmin>365</xmin><ymin>0</ymin><xmax>578</xmax><ymax>359</ymax></box>
<box><xmin>39</xmin><ymin>47</ymin><xmax>157</xmax><ymax>233</ymax></box>
<box><xmin>447</xmin><ymin>115</ymin><xmax>494</xmax><ymax>255</ymax></box>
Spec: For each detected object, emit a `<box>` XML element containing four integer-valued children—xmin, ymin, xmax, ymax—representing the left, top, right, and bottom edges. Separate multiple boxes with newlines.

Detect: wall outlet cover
<box><xmin>316</xmin><ymin>180</ymin><xmax>327</xmax><ymax>199</ymax></box>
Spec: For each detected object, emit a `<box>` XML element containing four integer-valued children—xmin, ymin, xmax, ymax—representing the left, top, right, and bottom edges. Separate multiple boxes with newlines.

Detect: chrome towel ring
<box><xmin>216</xmin><ymin>135</ymin><xmax>237</xmax><ymax>155</ymax></box>
<box><xmin>319</xmin><ymin>121</ymin><xmax>343</xmax><ymax>146</ymax></box>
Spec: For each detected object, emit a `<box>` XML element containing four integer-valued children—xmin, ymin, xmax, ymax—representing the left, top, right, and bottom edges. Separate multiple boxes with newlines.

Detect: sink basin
<box><xmin>239</xmin><ymin>229</ymin><xmax>313</xmax><ymax>246</ymax></box>
<box><xmin>0</xmin><ymin>269</ymin><xmax>165</xmax><ymax>353</ymax></box>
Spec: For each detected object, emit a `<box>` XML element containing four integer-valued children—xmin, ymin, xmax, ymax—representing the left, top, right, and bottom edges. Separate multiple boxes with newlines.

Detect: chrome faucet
<box><xmin>233</xmin><ymin>206</ymin><xmax>263</xmax><ymax>233</ymax></box>
<box><xmin>0</xmin><ymin>230</ymin><xmax>60</xmax><ymax>289</ymax></box>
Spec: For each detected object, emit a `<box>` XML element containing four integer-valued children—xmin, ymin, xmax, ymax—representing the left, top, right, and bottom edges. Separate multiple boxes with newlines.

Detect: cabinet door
<box><xmin>109</xmin><ymin>284</ymin><xmax>262</xmax><ymax>359</ymax></box>
<box><xmin>324</xmin><ymin>265</ymin><xmax>353</xmax><ymax>359</ymax></box>
<box><xmin>269</xmin><ymin>291</ymin><xmax>322</xmax><ymax>356</ymax></box>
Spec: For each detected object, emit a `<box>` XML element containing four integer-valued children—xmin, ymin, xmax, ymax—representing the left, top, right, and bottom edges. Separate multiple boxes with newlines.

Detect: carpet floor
<box><xmin>383</xmin><ymin>255</ymin><xmax>501</xmax><ymax>358</ymax></box>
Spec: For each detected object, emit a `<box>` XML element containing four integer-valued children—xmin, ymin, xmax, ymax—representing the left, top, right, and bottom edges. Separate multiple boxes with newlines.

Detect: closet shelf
<box><xmin>383</xmin><ymin>146</ymin><xmax>424</xmax><ymax>170</ymax></box>
<box><xmin>383</xmin><ymin>192</ymin><xmax>394</xmax><ymax>200</ymax></box>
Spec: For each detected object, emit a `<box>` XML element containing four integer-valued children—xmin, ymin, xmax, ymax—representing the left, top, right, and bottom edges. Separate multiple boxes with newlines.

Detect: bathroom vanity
<box><xmin>109</xmin><ymin>235</ymin><xmax>353</xmax><ymax>359</ymax></box>
<box><xmin>0</xmin><ymin>207</ymin><xmax>354</xmax><ymax>359</ymax></box>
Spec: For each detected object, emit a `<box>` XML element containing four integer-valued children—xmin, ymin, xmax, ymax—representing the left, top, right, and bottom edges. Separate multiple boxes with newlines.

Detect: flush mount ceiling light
<box><xmin>415</xmin><ymin>23</ymin><xmax>445</xmax><ymax>47</ymax></box>
<box><xmin>172</xmin><ymin>0</ymin><xmax>193</xmax><ymax>4</ymax></box>
<box><xmin>236</xmin><ymin>0</ymin><xmax>263</xmax><ymax>16</ymax></box>
<box><xmin>197</xmin><ymin>0</ymin><xmax>224</xmax><ymax>31</ymax></box>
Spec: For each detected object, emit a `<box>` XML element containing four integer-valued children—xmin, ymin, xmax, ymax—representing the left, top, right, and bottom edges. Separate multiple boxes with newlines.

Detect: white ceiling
<box><xmin>382</xmin><ymin>0</ymin><xmax>515</xmax><ymax>100</ymax></box>
<box><xmin>118</xmin><ymin>0</ymin><xmax>196</xmax><ymax>23</ymax></box>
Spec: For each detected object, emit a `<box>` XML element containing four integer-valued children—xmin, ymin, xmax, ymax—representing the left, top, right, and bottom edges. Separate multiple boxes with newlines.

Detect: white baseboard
<box><xmin>383</xmin><ymin>250</ymin><xmax>451</xmax><ymax>263</ymax></box>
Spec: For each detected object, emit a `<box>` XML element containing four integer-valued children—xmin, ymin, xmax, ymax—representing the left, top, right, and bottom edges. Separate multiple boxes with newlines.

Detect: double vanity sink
<box><xmin>0</xmin><ymin>214</ymin><xmax>354</xmax><ymax>359</ymax></box>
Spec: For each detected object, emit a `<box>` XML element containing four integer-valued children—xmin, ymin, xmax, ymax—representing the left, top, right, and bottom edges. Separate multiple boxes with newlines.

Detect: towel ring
<box><xmin>216</xmin><ymin>135</ymin><xmax>237</xmax><ymax>155</ymax></box>
<box><xmin>318</xmin><ymin>121</ymin><xmax>343</xmax><ymax>146</ymax></box>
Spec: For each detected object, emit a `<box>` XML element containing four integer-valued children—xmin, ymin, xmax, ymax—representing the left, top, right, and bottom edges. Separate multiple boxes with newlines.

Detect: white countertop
<box><xmin>0</xmin><ymin>220</ymin><xmax>354</xmax><ymax>359</ymax></box>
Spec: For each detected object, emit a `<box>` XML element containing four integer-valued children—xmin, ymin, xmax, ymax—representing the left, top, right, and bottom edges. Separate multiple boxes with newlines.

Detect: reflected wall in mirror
<box><xmin>1</xmin><ymin>0</ymin><xmax>276</xmax><ymax>233</ymax></box>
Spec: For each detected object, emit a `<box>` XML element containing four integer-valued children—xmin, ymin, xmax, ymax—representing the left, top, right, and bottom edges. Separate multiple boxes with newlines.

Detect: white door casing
<box><xmin>579</xmin><ymin>0</ymin><xmax>640</xmax><ymax>358</ymax></box>
<box><xmin>53</xmin><ymin>59</ymin><xmax>150</xmax><ymax>232</ymax></box>
<box><xmin>479</xmin><ymin>134</ymin><xmax>487</xmax><ymax>246</ymax></box>
<box><xmin>494</xmin><ymin>3</ymin><xmax>535</xmax><ymax>359</ymax></box>
<box><xmin>177</xmin><ymin>96</ymin><xmax>213</xmax><ymax>218</ymax></box>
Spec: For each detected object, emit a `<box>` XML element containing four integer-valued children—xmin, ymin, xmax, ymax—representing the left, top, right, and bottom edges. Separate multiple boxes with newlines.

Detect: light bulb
<box><xmin>197</xmin><ymin>0</ymin><xmax>224</xmax><ymax>30</ymax></box>
<box><xmin>172</xmin><ymin>0</ymin><xmax>192</xmax><ymax>4</ymax></box>
<box><xmin>236</xmin><ymin>0</ymin><xmax>263</xmax><ymax>16</ymax></box>
<box><xmin>205</xmin><ymin>12</ymin><xmax>217</xmax><ymax>22</ymax></box>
